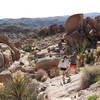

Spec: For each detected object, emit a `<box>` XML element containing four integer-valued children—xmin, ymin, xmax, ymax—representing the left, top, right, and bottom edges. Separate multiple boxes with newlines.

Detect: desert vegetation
<box><xmin>0</xmin><ymin>70</ymin><xmax>44</xmax><ymax>100</ymax></box>
<box><xmin>87</xmin><ymin>94</ymin><xmax>100</xmax><ymax>100</ymax></box>
<box><xmin>80</xmin><ymin>66</ymin><xmax>100</xmax><ymax>89</ymax></box>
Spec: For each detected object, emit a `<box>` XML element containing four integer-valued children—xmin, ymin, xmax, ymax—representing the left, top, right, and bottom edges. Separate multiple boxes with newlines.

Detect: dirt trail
<box><xmin>44</xmin><ymin>73</ymin><xmax>82</xmax><ymax>100</ymax></box>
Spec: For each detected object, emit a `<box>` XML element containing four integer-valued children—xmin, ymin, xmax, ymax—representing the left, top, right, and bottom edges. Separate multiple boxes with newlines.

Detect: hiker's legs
<box><xmin>62</xmin><ymin>71</ymin><xmax>65</xmax><ymax>84</ymax></box>
<box><xmin>74</xmin><ymin>65</ymin><xmax>78</xmax><ymax>73</ymax></box>
<box><xmin>65</xmin><ymin>70</ymin><xmax>69</xmax><ymax>77</ymax></box>
<box><xmin>65</xmin><ymin>70</ymin><xmax>71</xmax><ymax>82</ymax></box>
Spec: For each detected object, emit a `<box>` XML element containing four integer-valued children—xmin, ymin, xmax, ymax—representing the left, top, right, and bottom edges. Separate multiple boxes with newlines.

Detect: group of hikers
<box><xmin>57</xmin><ymin>39</ymin><xmax>78</xmax><ymax>84</ymax></box>
<box><xmin>57</xmin><ymin>39</ymin><xmax>100</xmax><ymax>84</ymax></box>
<box><xmin>43</xmin><ymin>40</ymin><xmax>100</xmax><ymax>99</ymax></box>
<box><xmin>43</xmin><ymin>52</ymin><xmax>78</xmax><ymax>100</ymax></box>
<box><xmin>58</xmin><ymin>52</ymin><xmax>78</xmax><ymax>84</ymax></box>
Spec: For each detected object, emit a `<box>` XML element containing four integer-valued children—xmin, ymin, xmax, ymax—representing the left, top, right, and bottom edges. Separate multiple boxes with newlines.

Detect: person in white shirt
<box><xmin>58</xmin><ymin>56</ymin><xmax>71</xmax><ymax>84</ymax></box>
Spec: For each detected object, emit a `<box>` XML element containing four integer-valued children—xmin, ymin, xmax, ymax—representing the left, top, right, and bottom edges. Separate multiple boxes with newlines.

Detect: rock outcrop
<box><xmin>38</xmin><ymin>24</ymin><xmax>64</xmax><ymax>36</ymax></box>
<box><xmin>36</xmin><ymin>57</ymin><xmax>59</xmax><ymax>70</ymax></box>
<box><xmin>64</xmin><ymin>14</ymin><xmax>100</xmax><ymax>51</ymax></box>
<box><xmin>35</xmin><ymin>57</ymin><xmax>59</xmax><ymax>77</ymax></box>
<box><xmin>0</xmin><ymin>34</ymin><xmax>20</xmax><ymax>67</ymax></box>
<box><xmin>0</xmin><ymin>70</ymin><xmax>11</xmax><ymax>82</ymax></box>
<box><xmin>65</xmin><ymin>14</ymin><xmax>83</xmax><ymax>33</ymax></box>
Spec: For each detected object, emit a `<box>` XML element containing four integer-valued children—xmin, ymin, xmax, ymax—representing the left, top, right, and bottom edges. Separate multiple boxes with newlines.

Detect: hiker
<box><xmin>58</xmin><ymin>39</ymin><xmax>64</xmax><ymax>52</ymax></box>
<box><xmin>60</xmin><ymin>47</ymin><xmax>66</xmax><ymax>56</ymax></box>
<box><xmin>70</xmin><ymin>52</ymin><xmax>78</xmax><ymax>74</ymax></box>
<box><xmin>58</xmin><ymin>55</ymin><xmax>71</xmax><ymax>84</ymax></box>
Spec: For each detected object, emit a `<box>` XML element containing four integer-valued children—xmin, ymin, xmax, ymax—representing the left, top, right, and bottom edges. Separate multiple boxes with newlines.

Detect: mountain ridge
<box><xmin>0</xmin><ymin>12</ymin><xmax>99</xmax><ymax>27</ymax></box>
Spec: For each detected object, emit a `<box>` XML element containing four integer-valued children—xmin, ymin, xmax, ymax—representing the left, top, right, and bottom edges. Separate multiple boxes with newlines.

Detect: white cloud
<box><xmin>0</xmin><ymin>0</ymin><xmax>99</xmax><ymax>18</ymax></box>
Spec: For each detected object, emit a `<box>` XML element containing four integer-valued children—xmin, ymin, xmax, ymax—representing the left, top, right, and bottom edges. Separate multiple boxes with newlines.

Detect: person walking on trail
<box><xmin>70</xmin><ymin>52</ymin><xmax>78</xmax><ymax>74</ymax></box>
<box><xmin>58</xmin><ymin>56</ymin><xmax>71</xmax><ymax>84</ymax></box>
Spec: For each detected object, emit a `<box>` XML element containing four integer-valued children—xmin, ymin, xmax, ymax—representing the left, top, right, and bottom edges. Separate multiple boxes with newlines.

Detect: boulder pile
<box><xmin>64</xmin><ymin>14</ymin><xmax>100</xmax><ymax>52</ymax></box>
<box><xmin>38</xmin><ymin>24</ymin><xmax>64</xmax><ymax>36</ymax></box>
<box><xmin>0</xmin><ymin>34</ymin><xmax>20</xmax><ymax>68</ymax></box>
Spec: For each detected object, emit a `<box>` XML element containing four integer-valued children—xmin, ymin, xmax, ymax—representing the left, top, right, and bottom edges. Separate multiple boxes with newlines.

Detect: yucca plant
<box><xmin>75</xmin><ymin>39</ymin><xmax>88</xmax><ymax>67</ymax></box>
<box><xmin>5</xmin><ymin>78</ymin><xmax>27</xmax><ymax>100</ymax></box>
<box><xmin>76</xmin><ymin>39</ymin><xmax>87</xmax><ymax>55</ymax></box>
<box><xmin>0</xmin><ymin>71</ymin><xmax>43</xmax><ymax>100</ymax></box>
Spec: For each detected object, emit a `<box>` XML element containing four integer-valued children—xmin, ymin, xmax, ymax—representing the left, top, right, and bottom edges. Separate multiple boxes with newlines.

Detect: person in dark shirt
<box><xmin>70</xmin><ymin>52</ymin><xmax>78</xmax><ymax>74</ymax></box>
<box><xmin>58</xmin><ymin>39</ymin><xmax>64</xmax><ymax>52</ymax></box>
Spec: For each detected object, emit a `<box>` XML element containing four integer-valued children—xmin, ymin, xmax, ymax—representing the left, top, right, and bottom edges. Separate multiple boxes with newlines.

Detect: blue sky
<box><xmin>0</xmin><ymin>0</ymin><xmax>99</xmax><ymax>18</ymax></box>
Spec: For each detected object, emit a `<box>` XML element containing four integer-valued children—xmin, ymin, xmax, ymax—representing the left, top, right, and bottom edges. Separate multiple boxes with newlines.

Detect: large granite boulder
<box><xmin>35</xmin><ymin>57</ymin><xmax>59</xmax><ymax>70</ymax></box>
<box><xmin>65</xmin><ymin>14</ymin><xmax>83</xmax><ymax>33</ymax></box>
<box><xmin>0</xmin><ymin>34</ymin><xmax>20</xmax><ymax>61</ymax></box>
<box><xmin>0</xmin><ymin>43</ymin><xmax>13</xmax><ymax>67</ymax></box>
<box><xmin>63</xmin><ymin>14</ymin><xmax>100</xmax><ymax>50</ymax></box>
<box><xmin>0</xmin><ymin>52</ymin><xmax>4</xmax><ymax>67</ymax></box>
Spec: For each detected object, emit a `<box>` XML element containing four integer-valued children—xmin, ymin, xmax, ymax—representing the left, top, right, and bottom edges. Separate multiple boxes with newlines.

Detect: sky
<box><xmin>0</xmin><ymin>0</ymin><xmax>99</xmax><ymax>18</ymax></box>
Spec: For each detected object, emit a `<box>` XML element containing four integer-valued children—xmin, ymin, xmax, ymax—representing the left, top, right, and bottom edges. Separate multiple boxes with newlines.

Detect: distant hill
<box><xmin>85</xmin><ymin>12</ymin><xmax>100</xmax><ymax>17</ymax></box>
<box><xmin>0</xmin><ymin>16</ymin><xmax>67</xmax><ymax>27</ymax></box>
<box><xmin>0</xmin><ymin>12</ymin><xmax>99</xmax><ymax>27</ymax></box>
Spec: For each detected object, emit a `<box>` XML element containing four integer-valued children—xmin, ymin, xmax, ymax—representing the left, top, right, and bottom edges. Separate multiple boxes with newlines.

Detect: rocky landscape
<box><xmin>0</xmin><ymin>13</ymin><xmax>100</xmax><ymax>100</ymax></box>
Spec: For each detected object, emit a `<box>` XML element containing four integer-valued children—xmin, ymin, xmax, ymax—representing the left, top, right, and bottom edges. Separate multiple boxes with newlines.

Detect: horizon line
<box><xmin>0</xmin><ymin>12</ymin><xmax>100</xmax><ymax>19</ymax></box>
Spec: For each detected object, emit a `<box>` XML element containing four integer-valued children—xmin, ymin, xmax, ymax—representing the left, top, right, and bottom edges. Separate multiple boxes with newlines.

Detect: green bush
<box><xmin>87</xmin><ymin>94</ymin><xmax>100</xmax><ymax>100</ymax></box>
<box><xmin>80</xmin><ymin>66</ymin><xmax>100</xmax><ymax>89</ymax></box>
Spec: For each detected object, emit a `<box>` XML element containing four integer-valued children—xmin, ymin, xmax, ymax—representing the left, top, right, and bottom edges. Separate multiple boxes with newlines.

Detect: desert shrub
<box><xmin>97</xmin><ymin>51</ymin><xmax>100</xmax><ymax>56</ymax></box>
<box><xmin>80</xmin><ymin>66</ymin><xmax>100</xmax><ymax>89</ymax></box>
<box><xmin>49</xmin><ymin>68</ymin><xmax>59</xmax><ymax>78</ymax></box>
<box><xmin>0</xmin><ymin>70</ymin><xmax>44</xmax><ymax>100</ymax></box>
<box><xmin>84</xmin><ymin>50</ymin><xmax>95</xmax><ymax>65</ymax></box>
<box><xmin>87</xmin><ymin>94</ymin><xmax>100</xmax><ymax>100</ymax></box>
<box><xmin>76</xmin><ymin>39</ymin><xmax>87</xmax><ymax>55</ymax></box>
<box><xmin>35</xmin><ymin>69</ymin><xmax>48</xmax><ymax>82</ymax></box>
<box><xmin>96</xmin><ymin>50</ymin><xmax>100</xmax><ymax>62</ymax></box>
<box><xmin>22</xmin><ymin>46</ymin><xmax>32</xmax><ymax>52</ymax></box>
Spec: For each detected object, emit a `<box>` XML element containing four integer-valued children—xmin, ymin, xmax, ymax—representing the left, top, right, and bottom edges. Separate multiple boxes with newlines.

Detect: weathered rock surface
<box><xmin>36</xmin><ymin>57</ymin><xmax>59</xmax><ymax>70</ymax></box>
<box><xmin>38</xmin><ymin>24</ymin><xmax>64</xmax><ymax>36</ymax></box>
<box><xmin>42</xmin><ymin>72</ymin><xmax>100</xmax><ymax>100</ymax></box>
<box><xmin>0</xmin><ymin>34</ymin><xmax>20</xmax><ymax>60</ymax></box>
<box><xmin>44</xmin><ymin>73</ymin><xmax>81</xmax><ymax>99</ymax></box>
<box><xmin>0</xmin><ymin>70</ymin><xmax>11</xmax><ymax>82</ymax></box>
<box><xmin>0</xmin><ymin>34</ymin><xmax>20</xmax><ymax>68</ymax></box>
<box><xmin>0</xmin><ymin>43</ymin><xmax>13</xmax><ymax>67</ymax></box>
